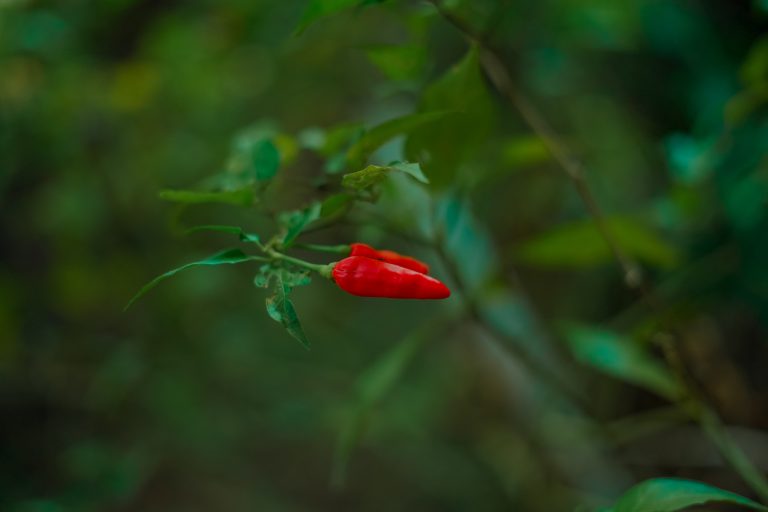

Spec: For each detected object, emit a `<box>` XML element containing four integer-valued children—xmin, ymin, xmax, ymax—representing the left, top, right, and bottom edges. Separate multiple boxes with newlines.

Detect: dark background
<box><xmin>2</xmin><ymin>0</ymin><xmax>768</xmax><ymax>510</ymax></box>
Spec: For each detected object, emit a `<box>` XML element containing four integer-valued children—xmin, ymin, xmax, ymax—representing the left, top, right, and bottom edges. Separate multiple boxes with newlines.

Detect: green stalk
<box><xmin>294</xmin><ymin>243</ymin><xmax>350</xmax><ymax>255</ymax></box>
<box><xmin>267</xmin><ymin>249</ymin><xmax>334</xmax><ymax>278</ymax></box>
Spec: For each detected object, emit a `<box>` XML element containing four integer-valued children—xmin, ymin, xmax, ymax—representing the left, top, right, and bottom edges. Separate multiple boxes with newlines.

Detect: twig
<box><xmin>428</xmin><ymin>0</ymin><xmax>768</xmax><ymax>502</ymax></box>
<box><xmin>433</xmin><ymin>238</ymin><xmax>591</xmax><ymax>410</ymax></box>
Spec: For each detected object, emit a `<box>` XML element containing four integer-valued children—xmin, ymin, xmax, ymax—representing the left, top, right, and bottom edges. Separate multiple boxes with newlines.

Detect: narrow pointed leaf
<box><xmin>125</xmin><ymin>249</ymin><xmax>262</xmax><ymax>310</ymax></box>
<box><xmin>296</xmin><ymin>0</ymin><xmax>383</xmax><ymax>34</ymax></box>
<box><xmin>158</xmin><ymin>188</ymin><xmax>254</xmax><ymax>206</ymax></box>
<box><xmin>280</xmin><ymin>203</ymin><xmax>322</xmax><ymax>246</ymax></box>
<box><xmin>405</xmin><ymin>45</ymin><xmax>495</xmax><ymax>187</ymax></box>
<box><xmin>517</xmin><ymin>217</ymin><xmax>680</xmax><ymax>269</ymax></box>
<box><xmin>342</xmin><ymin>161</ymin><xmax>429</xmax><ymax>193</ymax></box>
<box><xmin>185</xmin><ymin>225</ymin><xmax>261</xmax><ymax>244</ymax></box>
<box><xmin>564</xmin><ymin>325</ymin><xmax>682</xmax><ymax>400</ymax></box>
<box><xmin>610</xmin><ymin>478</ymin><xmax>768</xmax><ymax>512</ymax></box>
<box><xmin>346</xmin><ymin>111</ymin><xmax>453</xmax><ymax>168</ymax></box>
<box><xmin>265</xmin><ymin>273</ymin><xmax>310</xmax><ymax>348</ymax></box>
<box><xmin>332</xmin><ymin>323</ymin><xmax>431</xmax><ymax>486</ymax></box>
<box><xmin>251</xmin><ymin>139</ymin><xmax>280</xmax><ymax>181</ymax></box>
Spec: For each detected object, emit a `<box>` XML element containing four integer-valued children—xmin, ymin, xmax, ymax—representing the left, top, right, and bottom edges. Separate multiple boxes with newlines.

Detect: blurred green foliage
<box><xmin>3</xmin><ymin>0</ymin><xmax>768</xmax><ymax>510</ymax></box>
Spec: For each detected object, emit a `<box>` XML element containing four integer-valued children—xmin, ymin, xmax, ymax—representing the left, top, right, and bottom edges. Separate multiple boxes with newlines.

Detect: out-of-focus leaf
<box><xmin>265</xmin><ymin>272</ymin><xmax>309</xmax><ymax>348</ymax></box>
<box><xmin>478</xmin><ymin>290</ymin><xmax>569</xmax><ymax>381</ymax></box>
<box><xmin>563</xmin><ymin>325</ymin><xmax>681</xmax><ymax>400</ymax></box>
<box><xmin>240</xmin><ymin>232</ymin><xmax>262</xmax><ymax>244</ymax></box>
<box><xmin>405</xmin><ymin>45</ymin><xmax>495</xmax><ymax>187</ymax></box>
<box><xmin>726</xmin><ymin>37</ymin><xmax>768</xmax><ymax>125</ymax></box>
<box><xmin>332</xmin><ymin>324</ymin><xmax>430</xmax><ymax>486</ymax></box>
<box><xmin>502</xmin><ymin>136</ymin><xmax>551</xmax><ymax>167</ymax></box>
<box><xmin>365</xmin><ymin>44</ymin><xmax>426</xmax><ymax>81</ymax></box>
<box><xmin>517</xmin><ymin>217</ymin><xmax>680</xmax><ymax>269</ymax></box>
<box><xmin>664</xmin><ymin>134</ymin><xmax>714</xmax><ymax>185</ymax></box>
<box><xmin>251</xmin><ymin>139</ymin><xmax>280</xmax><ymax>181</ymax></box>
<box><xmin>389</xmin><ymin>161</ymin><xmax>429</xmax><ymax>183</ymax></box>
<box><xmin>608</xmin><ymin>478</ymin><xmax>768</xmax><ymax>512</ymax></box>
<box><xmin>320</xmin><ymin>193</ymin><xmax>353</xmax><ymax>219</ymax></box>
<box><xmin>185</xmin><ymin>225</ymin><xmax>261</xmax><ymax>244</ymax></box>
<box><xmin>321</xmin><ymin>122</ymin><xmax>364</xmax><ymax>156</ymax></box>
<box><xmin>346</xmin><ymin>111</ymin><xmax>453</xmax><ymax>169</ymax></box>
<box><xmin>320</xmin><ymin>122</ymin><xmax>365</xmax><ymax>174</ymax></box>
<box><xmin>279</xmin><ymin>203</ymin><xmax>322</xmax><ymax>246</ymax></box>
<box><xmin>224</xmin><ymin>123</ymin><xmax>285</xmax><ymax>184</ymax></box>
<box><xmin>741</xmin><ymin>36</ymin><xmax>768</xmax><ymax>88</ymax></box>
<box><xmin>186</xmin><ymin>225</ymin><xmax>243</xmax><ymax>236</ymax></box>
<box><xmin>437</xmin><ymin>195</ymin><xmax>498</xmax><ymax>294</ymax></box>
<box><xmin>723</xmin><ymin>173</ymin><xmax>768</xmax><ymax>232</ymax></box>
<box><xmin>125</xmin><ymin>249</ymin><xmax>261</xmax><ymax>310</ymax></box>
<box><xmin>273</xmin><ymin>133</ymin><xmax>298</xmax><ymax>166</ymax></box>
<box><xmin>298</xmin><ymin>127</ymin><xmax>326</xmax><ymax>150</ymax></box>
<box><xmin>296</xmin><ymin>0</ymin><xmax>385</xmax><ymax>34</ymax></box>
<box><xmin>726</xmin><ymin>87</ymin><xmax>768</xmax><ymax>126</ymax></box>
<box><xmin>377</xmin><ymin>171</ymin><xmax>435</xmax><ymax>240</ymax></box>
<box><xmin>342</xmin><ymin>162</ymin><xmax>429</xmax><ymax>193</ymax></box>
<box><xmin>158</xmin><ymin>188</ymin><xmax>254</xmax><ymax>206</ymax></box>
<box><xmin>342</xmin><ymin>165</ymin><xmax>388</xmax><ymax>191</ymax></box>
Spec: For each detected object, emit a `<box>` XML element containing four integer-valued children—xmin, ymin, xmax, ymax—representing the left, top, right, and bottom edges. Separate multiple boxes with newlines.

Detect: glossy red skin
<box><xmin>332</xmin><ymin>256</ymin><xmax>450</xmax><ymax>299</ymax></box>
<box><xmin>349</xmin><ymin>243</ymin><xmax>430</xmax><ymax>274</ymax></box>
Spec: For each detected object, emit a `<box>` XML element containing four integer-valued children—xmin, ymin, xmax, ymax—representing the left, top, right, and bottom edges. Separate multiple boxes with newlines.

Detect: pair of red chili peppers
<box><xmin>330</xmin><ymin>243</ymin><xmax>450</xmax><ymax>299</ymax></box>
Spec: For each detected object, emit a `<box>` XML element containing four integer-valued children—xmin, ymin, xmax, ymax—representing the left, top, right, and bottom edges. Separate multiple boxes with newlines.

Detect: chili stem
<box><xmin>294</xmin><ymin>243</ymin><xmax>349</xmax><ymax>255</ymax></box>
<box><xmin>267</xmin><ymin>249</ymin><xmax>333</xmax><ymax>278</ymax></box>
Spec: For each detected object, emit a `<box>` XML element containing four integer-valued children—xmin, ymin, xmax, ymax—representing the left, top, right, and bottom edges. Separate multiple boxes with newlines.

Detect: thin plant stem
<box><xmin>433</xmin><ymin>237</ymin><xmax>591</xmax><ymax>410</ymax></box>
<box><xmin>294</xmin><ymin>242</ymin><xmax>350</xmax><ymax>255</ymax></box>
<box><xmin>267</xmin><ymin>249</ymin><xmax>333</xmax><ymax>277</ymax></box>
<box><xmin>428</xmin><ymin>0</ymin><xmax>768</xmax><ymax>501</ymax></box>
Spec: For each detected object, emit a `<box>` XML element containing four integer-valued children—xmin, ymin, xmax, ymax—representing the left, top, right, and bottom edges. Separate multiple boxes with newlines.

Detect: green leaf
<box><xmin>158</xmin><ymin>188</ymin><xmax>254</xmax><ymax>206</ymax></box>
<box><xmin>365</xmin><ymin>44</ymin><xmax>426</xmax><ymax>81</ymax></box>
<box><xmin>609</xmin><ymin>478</ymin><xmax>768</xmax><ymax>512</ymax></box>
<box><xmin>315</xmin><ymin>122</ymin><xmax>365</xmax><ymax>174</ymax></box>
<box><xmin>332</xmin><ymin>325</ymin><xmax>429</xmax><ymax>486</ymax></box>
<box><xmin>563</xmin><ymin>325</ymin><xmax>682</xmax><ymax>400</ymax></box>
<box><xmin>320</xmin><ymin>122</ymin><xmax>365</xmax><ymax>157</ymax></box>
<box><xmin>186</xmin><ymin>225</ymin><xmax>243</xmax><ymax>236</ymax></box>
<box><xmin>319</xmin><ymin>193</ymin><xmax>353</xmax><ymax>219</ymax></box>
<box><xmin>279</xmin><ymin>203</ymin><xmax>322</xmax><ymax>246</ymax></box>
<box><xmin>240</xmin><ymin>232</ymin><xmax>262</xmax><ymax>244</ymax></box>
<box><xmin>346</xmin><ymin>111</ymin><xmax>453</xmax><ymax>169</ymax></box>
<box><xmin>502</xmin><ymin>136</ymin><xmax>551</xmax><ymax>167</ymax></box>
<box><xmin>741</xmin><ymin>36</ymin><xmax>768</xmax><ymax>88</ymax></box>
<box><xmin>376</xmin><ymin>169</ymin><xmax>435</xmax><ymax>240</ymax></box>
<box><xmin>298</xmin><ymin>127</ymin><xmax>326</xmax><ymax>150</ymax></box>
<box><xmin>185</xmin><ymin>225</ymin><xmax>261</xmax><ymax>244</ymax></box>
<box><xmin>405</xmin><ymin>45</ymin><xmax>495</xmax><ymax>187</ymax></box>
<box><xmin>342</xmin><ymin>162</ymin><xmax>429</xmax><ymax>193</ymax></box>
<box><xmin>296</xmin><ymin>0</ymin><xmax>382</xmax><ymax>34</ymax></box>
<box><xmin>342</xmin><ymin>165</ymin><xmax>388</xmax><ymax>190</ymax></box>
<box><xmin>265</xmin><ymin>272</ymin><xmax>309</xmax><ymax>348</ymax></box>
<box><xmin>274</xmin><ymin>133</ymin><xmax>298</xmax><ymax>166</ymax></box>
<box><xmin>224</xmin><ymin>123</ymin><xmax>284</xmax><ymax>184</ymax></box>
<box><xmin>517</xmin><ymin>217</ymin><xmax>680</xmax><ymax>269</ymax></box>
<box><xmin>254</xmin><ymin>264</ymin><xmax>277</xmax><ymax>288</ymax></box>
<box><xmin>251</xmin><ymin>139</ymin><xmax>280</xmax><ymax>181</ymax></box>
<box><xmin>125</xmin><ymin>249</ymin><xmax>261</xmax><ymax>310</ymax></box>
<box><xmin>389</xmin><ymin>161</ymin><xmax>429</xmax><ymax>183</ymax></box>
<box><xmin>725</xmin><ymin>87</ymin><xmax>768</xmax><ymax>126</ymax></box>
<box><xmin>437</xmin><ymin>195</ymin><xmax>497</xmax><ymax>293</ymax></box>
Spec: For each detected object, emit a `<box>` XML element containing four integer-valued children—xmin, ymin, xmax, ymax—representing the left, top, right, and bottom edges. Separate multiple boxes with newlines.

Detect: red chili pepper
<box><xmin>332</xmin><ymin>256</ymin><xmax>450</xmax><ymax>299</ymax></box>
<box><xmin>349</xmin><ymin>243</ymin><xmax>430</xmax><ymax>274</ymax></box>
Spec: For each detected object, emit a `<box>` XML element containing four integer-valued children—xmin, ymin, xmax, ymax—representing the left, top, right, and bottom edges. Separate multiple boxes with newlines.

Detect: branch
<box><xmin>428</xmin><ymin>0</ymin><xmax>768</xmax><ymax>502</ymax></box>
